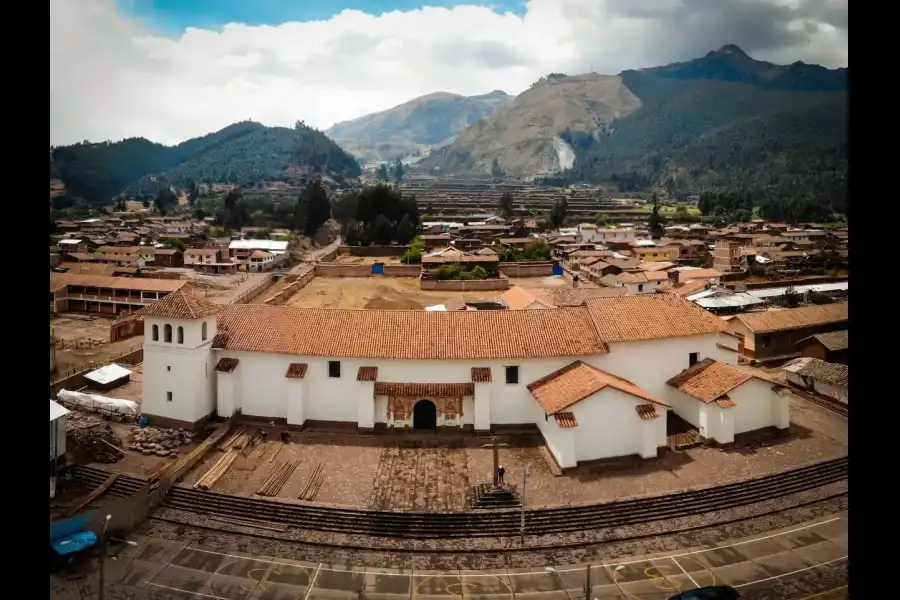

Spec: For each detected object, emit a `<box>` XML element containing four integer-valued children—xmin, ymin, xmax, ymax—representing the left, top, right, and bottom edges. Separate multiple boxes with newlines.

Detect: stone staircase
<box><xmin>469</xmin><ymin>483</ymin><xmax>522</xmax><ymax>509</ymax></box>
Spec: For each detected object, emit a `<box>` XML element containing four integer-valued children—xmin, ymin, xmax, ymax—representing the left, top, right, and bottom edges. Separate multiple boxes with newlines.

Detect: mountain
<box><xmin>50</xmin><ymin>121</ymin><xmax>361</xmax><ymax>204</ymax></box>
<box><xmin>644</xmin><ymin>44</ymin><xmax>847</xmax><ymax>92</ymax></box>
<box><xmin>416</xmin><ymin>46</ymin><xmax>847</xmax><ymax>207</ymax></box>
<box><xmin>418</xmin><ymin>74</ymin><xmax>642</xmax><ymax>175</ymax></box>
<box><xmin>325</xmin><ymin>90</ymin><xmax>510</xmax><ymax>163</ymax></box>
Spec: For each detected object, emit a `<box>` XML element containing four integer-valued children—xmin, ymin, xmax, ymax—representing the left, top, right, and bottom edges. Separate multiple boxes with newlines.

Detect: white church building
<box><xmin>137</xmin><ymin>290</ymin><xmax>792</xmax><ymax>469</ymax></box>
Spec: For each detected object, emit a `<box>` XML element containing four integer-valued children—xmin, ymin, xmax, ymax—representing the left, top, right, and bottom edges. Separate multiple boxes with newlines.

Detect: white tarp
<box><xmin>424</xmin><ymin>304</ymin><xmax>446</xmax><ymax>311</ymax></box>
<box><xmin>84</xmin><ymin>364</ymin><xmax>132</xmax><ymax>385</ymax></box>
<box><xmin>57</xmin><ymin>390</ymin><xmax>139</xmax><ymax>417</ymax></box>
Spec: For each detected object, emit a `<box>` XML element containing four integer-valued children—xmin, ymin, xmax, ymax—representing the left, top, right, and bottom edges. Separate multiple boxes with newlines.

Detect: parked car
<box><xmin>667</xmin><ymin>586</ymin><xmax>741</xmax><ymax>600</ymax></box>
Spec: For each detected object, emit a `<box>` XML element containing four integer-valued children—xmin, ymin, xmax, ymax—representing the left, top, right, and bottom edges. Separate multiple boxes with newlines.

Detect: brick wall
<box><xmin>338</xmin><ymin>245</ymin><xmax>409</xmax><ymax>257</ymax></box>
<box><xmin>382</xmin><ymin>264</ymin><xmax>421</xmax><ymax>277</ymax></box>
<box><xmin>263</xmin><ymin>266</ymin><xmax>315</xmax><ymax>305</ymax></box>
<box><xmin>497</xmin><ymin>261</ymin><xmax>556</xmax><ymax>277</ymax></box>
<box><xmin>231</xmin><ymin>274</ymin><xmax>277</xmax><ymax>304</ymax></box>
<box><xmin>110</xmin><ymin>317</ymin><xmax>144</xmax><ymax>342</ymax></box>
<box><xmin>314</xmin><ymin>263</ymin><xmax>372</xmax><ymax>277</ymax></box>
<box><xmin>420</xmin><ymin>275</ymin><xmax>510</xmax><ymax>292</ymax></box>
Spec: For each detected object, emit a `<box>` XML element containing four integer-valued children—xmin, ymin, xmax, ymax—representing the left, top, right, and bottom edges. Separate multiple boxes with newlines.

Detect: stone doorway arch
<box><xmin>413</xmin><ymin>399</ymin><xmax>437</xmax><ymax>430</ymax></box>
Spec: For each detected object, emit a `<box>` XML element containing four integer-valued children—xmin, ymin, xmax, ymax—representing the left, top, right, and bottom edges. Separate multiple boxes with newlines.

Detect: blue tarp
<box><xmin>51</xmin><ymin>531</ymin><xmax>98</xmax><ymax>556</ymax></box>
<box><xmin>552</xmin><ymin>265</ymin><xmax>564</xmax><ymax>276</ymax></box>
<box><xmin>50</xmin><ymin>513</ymin><xmax>91</xmax><ymax>541</ymax></box>
<box><xmin>371</xmin><ymin>263</ymin><xmax>385</xmax><ymax>275</ymax></box>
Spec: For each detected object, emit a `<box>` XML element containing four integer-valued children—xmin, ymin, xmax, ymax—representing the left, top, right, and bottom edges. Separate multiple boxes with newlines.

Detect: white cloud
<box><xmin>50</xmin><ymin>0</ymin><xmax>847</xmax><ymax>146</ymax></box>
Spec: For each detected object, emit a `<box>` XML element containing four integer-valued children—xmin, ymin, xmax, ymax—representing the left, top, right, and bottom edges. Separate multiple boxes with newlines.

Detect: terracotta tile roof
<box><xmin>214</xmin><ymin>358</ymin><xmax>239</xmax><ymax>373</ymax></box>
<box><xmin>211</xmin><ymin>302</ymin><xmax>607</xmax><ymax>359</ymax></box>
<box><xmin>532</xmin><ymin>287</ymin><xmax>629</xmax><ymax>306</ymax></box>
<box><xmin>285</xmin><ymin>363</ymin><xmax>308</xmax><ymax>379</ymax></box>
<box><xmin>357</xmin><ymin>366</ymin><xmax>378</xmax><ymax>381</ymax></box>
<box><xmin>471</xmin><ymin>367</ymin><xmax>492</xmax><ymax>383</ymax></box>
<box><xmin>716</xmin><ymin>397</ymin><xmax>737</xmax><ymax>408</ymax></box>
<box><xmin>185</xmin><ymin>248</ymin><xmax>221</xmax><ymax>257</ymax></box>
<box><xmin>153</xmin><ymin>248</ymin><xmax>180</xmax><ymax>255</ymax></box>
<box><xmin>664</xmin><ymin>279</ymin><xmax>709</xmax><ymax>298</ymax></box>
<box><xmin>373</xmin><ymin>382</ymin><xmax>474</xmax><ymax>397</ymax></box>
<box><xmin>133</xmin><ymin>288</ymin><xmax>221</xmax><ymax>320</ymax></box>
<box><xmin>50</xmin><ymin>272</ymin><xmax>187</xmax><ymax>294</ymax></box>
<box><xmin>501</xmin><ymin>287</ymin><xmax>555</xmax><ymax>310</ymax></box>
<box><xmin>554</xmin><ymin>412</ymin><xmax>578</xmax><ymax>428</ymax></box>
<box><xmin>790</xmin><ymin>358</ymin><xmax>849</xmax><ymax>387</ymax></box>
<box><xmin>666</xmin><ymin>358</ymin><xmax>778</xmax><ymax>403</ymax></box>
<box><xmin>527</xmin><ymin>360</ymin><xmax>669</xmax><ymax>415</ymax></box>
<box><xmin>677</xmin><ymin>268</ymin><xmax>724</xmax><ymax>280</ymax></box>
<box><xmin>734</xmin><ymin>303</ymin><xmax>848</xmax><ymax>334</ymax></box>
<box><xmin>638</xmin><ymin>261</ymin><xmax>676</xmax><ymax>272</ymax></box>
<box><xmin>797</xmin><ymin>330</ymin><xmax>848</xmax><ymax>352</ymax></box>
<box><xmin>584</xmin><ymin>294</ymin><xmax>727</xmax><ymax>343</ymax></box>
<box><xmin>635</xmin><ymin>404</ymin><xmax>660</xmax><ymax>420</ymax></box>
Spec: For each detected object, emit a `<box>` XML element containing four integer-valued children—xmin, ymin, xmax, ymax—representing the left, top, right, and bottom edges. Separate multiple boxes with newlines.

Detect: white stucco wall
<box><xmin>212</xmin><ymin>352</ymin><xmax>596</xmax><ymax>426</ymax></box>
<box><xmin>142</xmin><ymin>315</ymin><xmax>217</xmax><ymax>425</ymax></box>
<box><xmin>812</xmin><ymin>380</ymin><xmax>848</xmax><ymax>403</ymax></box>
<box><xmin>729</xmin><ymin>378</ymin><xmax>789</xmax><ymax>435</ymax></box>
<box><xmin>536</xmin><ymin>416</ymin><xmax>576</xmax><ymax>468</ymax></box>
<box><xmin>571</xmin><ymin>388</ymin><xmax>667</xmax><ymax>461</ymax></box>
<box><xmin>50</xmin><ymin>416</ymin><xmax>67</xmax><ymax>460</ymax></box>
<box><xmin>591</xmin><ymin>334</ymin><xmax>735</xmax><ymax>404</ymax></box>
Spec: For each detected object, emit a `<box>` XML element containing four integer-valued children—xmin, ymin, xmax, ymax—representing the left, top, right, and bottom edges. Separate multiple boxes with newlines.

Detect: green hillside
<box><xmin>50</xmin><ymin>121</ymin><xmax>361</xmax><ymax>204</ymax></box>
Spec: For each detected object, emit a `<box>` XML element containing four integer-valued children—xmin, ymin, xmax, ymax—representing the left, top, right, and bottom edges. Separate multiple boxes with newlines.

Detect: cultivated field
<box><xmin>284</xmin><ymin>276</ymin><xmax>571</xmax><ymax>310</ymax></box>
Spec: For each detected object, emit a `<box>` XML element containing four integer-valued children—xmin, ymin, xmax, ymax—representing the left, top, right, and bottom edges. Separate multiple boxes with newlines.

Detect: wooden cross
<box><xmin>481</xmin><ymin>435</ymin><xmax>510</xmax><ymax>488</ymax></box>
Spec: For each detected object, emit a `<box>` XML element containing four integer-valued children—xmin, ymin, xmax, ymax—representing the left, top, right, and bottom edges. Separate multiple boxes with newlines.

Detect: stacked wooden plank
<box><xmin>194</xmin><ymin>450</ymin><xmax>238</xmax><ymax>490</ymax></box>
<box><xmin>256</xmin><ymin>460</ymin><xmax>299</xmax><ymax>497</ymax></box>
<box><xmin>217</xmin><ymin>427</ymin><xmax>246</xmax><ymax>451</ymax></box>
<box><xmin>298</xmin><ymin>462</ymin><xmax>325</xmax><ymax>501</ymax></box>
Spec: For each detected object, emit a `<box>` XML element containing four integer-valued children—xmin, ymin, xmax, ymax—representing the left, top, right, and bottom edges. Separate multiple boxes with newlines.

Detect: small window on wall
<box><xmin>328</xmin><ymin>361</ymin><xmax>341</xmax><ymax>378</ymax></box>
<box><xmin>202</xmin><ymin>321</ymin><xmax>208</xmax><ymax>341</ymax></box>
<box><xmin>505</xmin><ymin>366</ymin><xmax>519</xmax><ymax>384</ymax></box>
<box><xmin>166</xmin><ymin>391</ymin><xmax>173</xmax><ymax>402</ymax></box>
<box><xmin>689</xmin><ymin>352</ymin><xmax>699</xmax><ymax>367</ymax></box>
<box><xmin>177</xmin><ymin>326</ymin><xmax>184</xmax><ymax>344</ymax></box>
<box><xmin>152</xmin><ymin>325</ymin><xmax>159</xmax><ymax>341</ymax></box>
<box><xmin>164</xmin><ymin>324</ymin><xmax>172</xmax><ymax>343</ymax></box>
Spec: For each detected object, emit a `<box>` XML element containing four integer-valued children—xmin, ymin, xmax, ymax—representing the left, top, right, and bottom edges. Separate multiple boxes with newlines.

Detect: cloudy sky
<box><xmin>50</xmin><ymin>0</ymin><xmax>847</xmax><ymax>147</ymax></box>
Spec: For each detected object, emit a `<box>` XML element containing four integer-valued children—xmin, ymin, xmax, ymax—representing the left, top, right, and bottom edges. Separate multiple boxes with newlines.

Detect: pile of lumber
<box><xmin>298</xmin><ymin>462</ymin><xmax>325</xmax><ymax>501</ymax></box>
<box><xmin>217</xmin><ymin>427</ymin><xmax>248</xmax><ymax>451</ymax></box>
<box><xmin>256</xmin><ymin>460</ymin><xmax>299</xmax><ymax>497</ymax></box>
<box><xmin>194</xmin><ymin>450</ymin><xmax>238</xmax><ymax>490</ymax></box>
<box><xmin>67</xmin><ymin>418</ymin><xmax>124</xmax><ymax>464</ymax></box>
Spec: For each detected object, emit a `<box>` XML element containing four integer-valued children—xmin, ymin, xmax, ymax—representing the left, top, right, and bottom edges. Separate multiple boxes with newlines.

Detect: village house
<box><xmin>152</xmin><ymin>248</ymin><xmax>184</xmax><ymax>268</ymax></box>
<box><xmin>632</xmin><ymin>245</ymin><xmax>679</xmax><ymax>262</ymax></box>
<box><xmin>501</xmin><ymin>286</ymin><xmax>628</xmax><ymax>310</ymax></box>
<box><xmin>666</xmin><ymin>358</ymin><xmax>791</xmax><ymax>444</ymax></box>
<box><xmin>713</xmin><ymin>240</ymin><xmax>742</xmax><ymax>272</ymax></box>
<box><xmin>184</xmin><ymin>248</ymin><xmax>226</xmax><ymax>266</ymax></box>
<box><xmin>668</xmin><ymin>268</ymin><xmax>724</xmax><ymax>287</ymax></box>
<box><xmin>229</xmin><ymin>239</ymin><xmax>289</xmax><ymax>269</ymax></box>
<box><xmin>137</xmin><ymin>291</ymin><xmax>760</xmax><ymax>468</ymax></box>
<box><xmin>726</xmin><ymin>303</ymin><xmax>849</xmax><ymax>363</ymax></box>
<box><xmin>599</xmin><ymin>271</ymin><xmax>668</xmax><ymax>295</ymax></box>
<box><xmin>797</xmin><ymin>330</ymin><xmax>848</xmax><ymax>365</ymax></box>
<box><xmin>782</xmin><ymin>357</ymin><xmax>848</xmax><ymax>404</ymax></box>
<box><xmin>50</xmin><ymin>273</ymin><xmax>188</xmax><ymax>316</ymax></box>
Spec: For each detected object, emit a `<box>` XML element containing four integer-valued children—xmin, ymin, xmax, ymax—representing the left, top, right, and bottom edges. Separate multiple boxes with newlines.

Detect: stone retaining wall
<box><xmin>383</xmin><ymin>264</ymin><xmax>421</xmax><ymax>277</ymax></box>
<box><xmin>231</xmin><ymin>274</ymin><xmax>277</xmax><ymax>304</ymax></box>
<box><xmin>315</xmin><ymin>263</ymin><xmax>372</xmax><ymax>277</ymax></box>
<box><xmin>263</xmin><ymin>266</ymin><xmax>315</xmax><ymax>305</ymax></box>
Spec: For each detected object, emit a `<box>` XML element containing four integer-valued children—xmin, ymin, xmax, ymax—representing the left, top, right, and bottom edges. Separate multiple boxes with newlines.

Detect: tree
<box><xmin>595</xmin><ymin>212</ymin><xmax>610</xmax><ymax>226</ymax></box>
<box><xmin>648</xmin><ymin>193</ymin><xmax>664</xmax><ymax>238</ymax></box>
<box><xmin>393</xmin><ymin>158</ymin><xmax>404</xmax><ymax>185</ymax></box>
<box><xmin>522</xmin><ymin>239</ymin><xmax>550</xmax><ymax>261</ymax></box>
<box><xmin>549</xmin><ymin>197</ymin><xmax>568</xmax><ymax>229</ymax></box>
<box><xmin>155</xmin><ymin>186</ymin><xmax>178</xmax><ymax>216</ymax></box>
<box><xmin>186</xmin><ymin>180</ymin><xmax>199</xmax><ymax>205</ymax></box>
<box><xmin>378</xmin><ymin>163</ymin><xmax>389</xmax><ymax>182</ymax></box>
<box><xmin>164</xmin><ymin>237</ymin><xmax>185</xmax><ymax>251</ymax></box>
<box><xmin>297</xmin><ymin>179</ymin><xmax>331</xmax><ymax>236</ymax></box>
<box><xmin>395</xmin><ymin>213</ymin><xmax>415</xmax><ymax>245</ymax></box>
<box><xmin>113</xmin><ymin>198</ymin><xmax>127</xmax><ymax>212</ymax></box>
<box><xmin>400</xmin><ymin>236</ymin><xmax>424</xmax><ymax>263</ymax></box>
<box><xmin>223</xmin><ymin>188</ymin><xmax>250</xmax><ymax>230</ymax></box>
<box><xmin>498</xmin><ymin>192</ymin><xmax>514</xmax><ymax>219</ymax></box>
<box><xmin>373</xmin><ymin>214</ymin><xmax>394</xmax><ymax>245</ymax></box>
<box><xmin>193</xmin><ymin>207</ymin><xmax>207</xmax><ymax>220</ymax></box>
<box><xmin>491</xmin><ymin>157</ymin><xmax>504</xmax><ymax>180</ymax></box>
<box><xmin>141</xmin><ymin>199</ymin><xmax>150</xmax><ymax>209</ymax></box>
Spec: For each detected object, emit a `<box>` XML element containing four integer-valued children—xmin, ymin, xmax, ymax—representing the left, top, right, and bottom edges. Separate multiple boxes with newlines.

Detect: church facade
<box><xmin>137</xmin><ymin>290</ymin><xmax>790</xmax><ymax>468</ymax></box>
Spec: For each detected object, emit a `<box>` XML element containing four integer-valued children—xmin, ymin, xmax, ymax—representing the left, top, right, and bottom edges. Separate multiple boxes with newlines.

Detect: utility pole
<box><xmin>98</xmin><ymin>514</ymin><xmax>111</xmax><ymax>600</ymax></box>
<box><xmin>520</xmin><ymin>465</ymin><xmax>528</xmax><ymax>546</ymax></box>
<box><xmin>584</xmin><ymin>564</ymin><xmax>591</xmax><ymax>600</ymax></box>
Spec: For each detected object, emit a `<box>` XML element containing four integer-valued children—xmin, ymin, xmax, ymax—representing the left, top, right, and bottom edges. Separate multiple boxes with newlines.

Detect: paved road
<box><xmin>53</xmin><ymin>513</ymin><xmax>847</xmax><ymax>600</ymax></box>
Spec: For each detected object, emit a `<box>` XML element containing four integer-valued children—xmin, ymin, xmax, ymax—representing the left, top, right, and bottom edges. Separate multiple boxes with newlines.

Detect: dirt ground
<box><xmin>51</xmin><ymin>316</ymin><xmax>142</xmax><ymax>375</ymax></box>
<box><xmin>156</xmin><ymin>269</ymin><xmax>271</xmax><ymax>304</ymax></box>
<box><xmin>334</xmin><ymin>255</ymin><xmax>403</xmax><ymax>265</ymax></box>
<box><xmin>284</xmin><ymin>276</ymin><xmax>572</xmax><ymax>310</ymax></box>
<box><xmin>176</xmin><ymin>397</ymin><xmax>846</xmax><ymax>511</ymax></box>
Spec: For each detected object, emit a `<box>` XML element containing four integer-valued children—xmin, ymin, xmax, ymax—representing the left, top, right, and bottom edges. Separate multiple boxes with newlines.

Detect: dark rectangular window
<box><xmin>328</xmin><ymin>361</ymin><xmax>341</xmax><ymax>378</ymax></box>
<box><xmin>505</xmin><ymin>366</ymin><xmax>519</xmax><ymax>385</ymax></box>
<box><xmin>689</xmin><ymin>352</ymin><xmax>699</xmax><ymax>366</ymax></box>
<box><xmin>166</xmin><ymin>391</ymin><xmax>173</xmax><ymax>402</ymax></box>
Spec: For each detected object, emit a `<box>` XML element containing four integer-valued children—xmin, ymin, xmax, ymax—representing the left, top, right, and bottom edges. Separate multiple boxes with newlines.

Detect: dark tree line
<box><xmin>334</xmin><ymin>184</ymin><xmax>419</xmax><ymax>246</ymax></box>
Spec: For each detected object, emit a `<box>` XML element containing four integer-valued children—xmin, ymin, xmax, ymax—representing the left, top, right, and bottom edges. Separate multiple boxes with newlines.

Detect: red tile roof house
<box><xmin>135</xmin><ymin>291</ymin><xmax>753</xmax><ymax>469</ymax></box>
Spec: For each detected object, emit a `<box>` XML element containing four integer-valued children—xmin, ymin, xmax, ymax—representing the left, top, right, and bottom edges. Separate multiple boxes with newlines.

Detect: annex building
<box><xmin>136</xmin><ymin>290</ymin><xmax>792</xmax><ymax>468</ymax></box>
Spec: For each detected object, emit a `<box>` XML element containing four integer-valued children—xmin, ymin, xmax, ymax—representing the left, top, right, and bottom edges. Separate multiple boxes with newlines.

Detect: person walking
<box><xmin>497</xmin><ymin>465</ymin><xmax>506</xmax><ymax>485</ymax></box>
